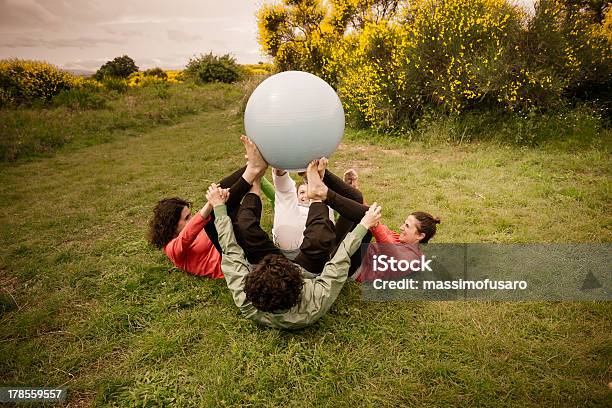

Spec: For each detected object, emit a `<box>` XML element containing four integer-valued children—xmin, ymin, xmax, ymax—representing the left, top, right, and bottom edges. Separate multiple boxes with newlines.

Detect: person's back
<box><xmin>213</xmin><ymin>201</ymin><xmax>377</xmax><ymax>329</ymax></box>
<box><xmin>206</xmin><ymin>163</ymin><xmax>382</xmax><ymax>329</ymax></box>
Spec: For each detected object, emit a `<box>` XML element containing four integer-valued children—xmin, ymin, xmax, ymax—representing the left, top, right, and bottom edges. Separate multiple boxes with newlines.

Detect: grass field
<box><xmin>0</xmin><ymin>82</ymin><xmax>611</xmax><ymax>407</ymax></box>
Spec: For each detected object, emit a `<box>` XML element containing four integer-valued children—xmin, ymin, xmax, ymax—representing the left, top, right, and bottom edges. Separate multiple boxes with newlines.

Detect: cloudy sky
<box><xmin>0</xmin><ymin>0</ymin><xmax>534</xmax><ymax>72</ymax></box>
<box><xmin>0</xmin><ymin>0</ymin><xmax>267</xmax><ymax>71</ymax></box>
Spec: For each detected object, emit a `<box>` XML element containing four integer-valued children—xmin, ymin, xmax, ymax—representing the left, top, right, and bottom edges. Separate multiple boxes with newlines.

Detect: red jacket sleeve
<box><xmin>370</xmin><ymin>222</ymin><xmax>401</xmax><ymax>244</ymax></box>
<box><xmin>164</xmin><ymin>213</ymin><xmax>210</xmax><ymax>261</ymax></box>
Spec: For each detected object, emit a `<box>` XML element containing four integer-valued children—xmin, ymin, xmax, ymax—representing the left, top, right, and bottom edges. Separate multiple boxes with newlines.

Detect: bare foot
<box><xmin>241</xmin><ymin>135</ymin><xmax>267</xmax><ymax>175</ymax></box>
<box><xmin>317</xmin><ymin>157</ymin><xmax>328</xmax><ymax>179</ymax></box>
<box><xmin>306</xmin><ymin>160</ymin><xmax>328</xmax><ymax>201</ymax></box>
<box><xmin>344</xmin><ymin>168</ymin><xmax>358</xmax><ymax>189</ymax></box>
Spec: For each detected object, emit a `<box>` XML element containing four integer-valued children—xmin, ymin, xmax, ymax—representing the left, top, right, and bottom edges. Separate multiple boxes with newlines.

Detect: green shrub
<box><xmin>94</xmin><ymin>55</ymin><xmax>139</xmax><ymax>80</ymax></box>
<box><xmin>143</xmin><ymin>67</ymin><xmax>168</xmax><ymax>79</ymax></box>
<box><xmin>0</xmin><ymin>87</ymin><xmax>14</xmax><ymax>108</ymax></box>
<box><xmin>52</xmin><ymin>85</ymin><xmax>107</xmax><ymax>110</ymax></box>
<box><xmin>525</xmin><ymin>0</ymin><xmax>612</xmax><ymax>110</ymax></box>
<box><xmin>184</xmin><ymin>53</ymin><xmax>241</xmax><ymax>84</ymax></box>
<box><xmin>101</xmin><ymin>77</ymin><xmax>129</xmax><ymax>93</ymax></box>
<box><xmin>154</xmin><ymin>82</ymin><xmax>170</xmax><ymax>99</ymax></box>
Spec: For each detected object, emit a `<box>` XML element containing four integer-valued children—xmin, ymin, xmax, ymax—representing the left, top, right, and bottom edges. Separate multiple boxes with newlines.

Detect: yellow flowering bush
<box><xmin>165</xmin><ymin>70</ymin><xmax>184</xmax><ymax>84</ymax></box>
<box><xmin>525</xmin><ymin>0</ymin><xmax>611</xmax><ymax>100</ymax></box>
<box><xmin>604</xmin><ymin>9</ymin><xmax>612</xmax><ymax>43</ymax></box>
<box><xmin>334</xmin><ymin>0</ymin><xmax>541</xmax><ymax>129</ymax></box>
<box><xmin>334</xmin><ymin>21</ymin><xmax>413</xmax><ymax>129</ymax></box>
<box><xmin>126</xmin><ymin>69</ymin><xmax>184</xmax><ymax>87</ymax></box>
<box><xmin>241</xmin><ymin>63</ymin><xmax>274</xmax><ymax>76</ymax></box>
<box><xmin>0</xmin><ymin>59</ymin><xmax>83</xmax><ymax>106</ymax></box>
<box><xmin>257</xmin><ymin>0</ymin><xmax>337</xmax><ymax>84</ymax></box>
<box><xmin>400</xmin><ymin>0</ymin><xmax>527</xmax><ymax>112</ymax></box>
<box><xmin>270</xmin><ymin>1</ymin><xmax>612</xmax><ymax>129</ymax></box>
<box><xmin>127</xmin><ymin>72</ymin><xmax>164</xmax><ymax>87</ymax></box>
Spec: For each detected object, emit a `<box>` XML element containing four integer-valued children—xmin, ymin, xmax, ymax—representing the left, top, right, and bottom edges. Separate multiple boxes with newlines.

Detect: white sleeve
<box><xmin>272</xmin><ymin>172</ymin><xmax>302</xmax><ymax>248</ymax></box>
<box><xmin>273</xmin><ymin>172</ymin><xmax>298</xmax><ymax>211</ymax></box>
<box><xmin>273</xmin><ymin>171</ymin><xmax>296</xmax><ymax>194</ymax></box>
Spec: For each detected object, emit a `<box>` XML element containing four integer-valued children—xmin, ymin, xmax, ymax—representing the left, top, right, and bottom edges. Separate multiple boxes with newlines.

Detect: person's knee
<box><xmin>235</xmin><ymin>207</ymin><xmax>260</xmax><ymax>226</ymax></box>
<box><xmin>234</xmin><ymin>223</ymin><xmax>261</xmax><ymax>244</ymax></box>
<box><xmin>233</xmin><ymin>214</ymin><xmax>258</xmax><ymax>238</ymax></box>
<box><xmin>303</xmin><ymin>230</ymin><xmax>335</xmax><ymax>251</ymax></box>
<box><xmin>317</xmin><ymin>237</ymin><xmax>335</xmax><ymax>254</ymax></box>
<box><xmin>304</xmin><ymin>219</ymin><xmax>335</xmax><ymax>238</ymax></box>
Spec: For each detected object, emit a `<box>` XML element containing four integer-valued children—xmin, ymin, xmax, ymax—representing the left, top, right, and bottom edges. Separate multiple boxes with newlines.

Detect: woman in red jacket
<box><xmin>309</xmin><ymin>158</ymin><xmax>440</xmax><ymax>245</ymax></box>
<box><xmin>306</xmin><ymin>159</ymin><xmax>440</xmax><ymax>281</ymax></box>
<box><xmin>146</xmin><ymin>135</ymin><xmax>266</xmax><ymax>278</ymax></box>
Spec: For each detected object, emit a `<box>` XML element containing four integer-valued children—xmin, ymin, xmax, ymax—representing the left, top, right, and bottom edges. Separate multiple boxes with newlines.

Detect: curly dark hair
<box><xmin>244</xmin><ymin>254</ymin><xmax>304</xmax><ymax>312</ymax></box>
<box><xmin>147</xmin><ymin>197</ymin><xmax>191</xmax><ymax>249</ymax></box>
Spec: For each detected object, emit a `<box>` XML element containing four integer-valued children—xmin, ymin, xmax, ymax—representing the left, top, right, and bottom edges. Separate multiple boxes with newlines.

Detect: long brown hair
<box><xmin>147</xmin><ymin>197</ymin><xmax>191</xmax><ymax>249</ymax></box>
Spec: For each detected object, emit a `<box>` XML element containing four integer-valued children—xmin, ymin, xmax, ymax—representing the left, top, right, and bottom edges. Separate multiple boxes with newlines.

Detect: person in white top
<box><xmin>271</xmin><ymin>168</ymin><xmax>335</xmax><ymax>252</ymax></box>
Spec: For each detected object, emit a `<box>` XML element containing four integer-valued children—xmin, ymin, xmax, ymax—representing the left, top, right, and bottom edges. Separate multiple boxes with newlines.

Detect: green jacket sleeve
<box><xmin>309</xmin><ymin>223</ymin><xmax>368</xmax><ymax>317</ymax></box>
<box><xmin>213</xmin><ymin>204</ymin><xmax>258</xmax><ymax>317</ymax></box>
<box><xmin>260</xmin><ymin>176</ymin><xmax>275</xmax><ymax>208</ymax></box>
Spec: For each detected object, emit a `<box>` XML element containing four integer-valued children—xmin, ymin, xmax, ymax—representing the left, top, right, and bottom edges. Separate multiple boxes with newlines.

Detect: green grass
<box><xmin>0</xmin><ymin>82</ymin><xmax>242</xmax><ymax>162</ymax></box>
<box><xmin>0</xmin><ymin>83</ymin><xmax>611</xmax><ymax>407</ymax></box>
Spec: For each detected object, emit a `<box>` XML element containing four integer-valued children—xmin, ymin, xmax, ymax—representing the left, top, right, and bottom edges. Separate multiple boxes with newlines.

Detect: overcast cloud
<box><xmin>0</xmin><ymin>0</ymin><xmax>266</xmax><ymax>71</ymax></box>
<box><xmin>0</xmin><ymin>0</ymin><xmax>534</xmax><ymax>72</ymax></box>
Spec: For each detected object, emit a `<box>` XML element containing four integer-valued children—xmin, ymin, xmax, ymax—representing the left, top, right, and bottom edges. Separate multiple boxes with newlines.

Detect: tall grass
<box><xmin>0</xmin><ymin>82</ymin><xmax>241</xmax><ymax>161</ymax></box>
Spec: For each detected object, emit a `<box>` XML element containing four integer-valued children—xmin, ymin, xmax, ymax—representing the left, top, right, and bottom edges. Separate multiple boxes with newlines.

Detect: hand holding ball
<box><xmin>244</xmin><ymin>71</ymin><xmax>344</xmax><ymax>171</ymax></box>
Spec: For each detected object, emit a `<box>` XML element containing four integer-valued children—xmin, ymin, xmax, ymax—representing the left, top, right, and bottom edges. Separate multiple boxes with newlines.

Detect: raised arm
<box><xmin>370</xmin><ymin>222</ymin><xmax>401</xmax><ymax>244</ymax></box>
<box><xmin>272</xmin><ymin>169</ymin><xmax>298</xmax><ymax>206</ymax></box>
<box><xmin>206</xmin><ymin>184</ymin><xmax>258</xmax><ymax>316</ymax></box>
<box><xmin>311</xmin><ymin>203</ymin><xmax>382</xmax><ymax>316</ymax></box>
<box><xmin>213</xmin><ymin>206</ymin><xmax>258</xmax><ymax>316</ymax></box>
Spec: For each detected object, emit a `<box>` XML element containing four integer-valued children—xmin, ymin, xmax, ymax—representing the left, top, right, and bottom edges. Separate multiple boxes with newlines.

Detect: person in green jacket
<box><xmin>206</xmin><ymin>159</ymin><xmax>382</xmax><ymax>330</ymax></box>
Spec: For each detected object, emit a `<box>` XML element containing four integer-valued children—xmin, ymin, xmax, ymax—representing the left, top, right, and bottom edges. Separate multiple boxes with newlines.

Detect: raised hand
<box><xmin>206</xmin><ymin>183</ymin><xmax>230</xmax><ymax>206</ymax></box>
<box><xmin>360</xmin><ymin>202</ymin><xmax>382</xmax><ymax>229</ymax></box>
<box><xmin>241</xmin><ymin>134</ymin><xmax>267</xmax><ymax>175</ymax></box>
